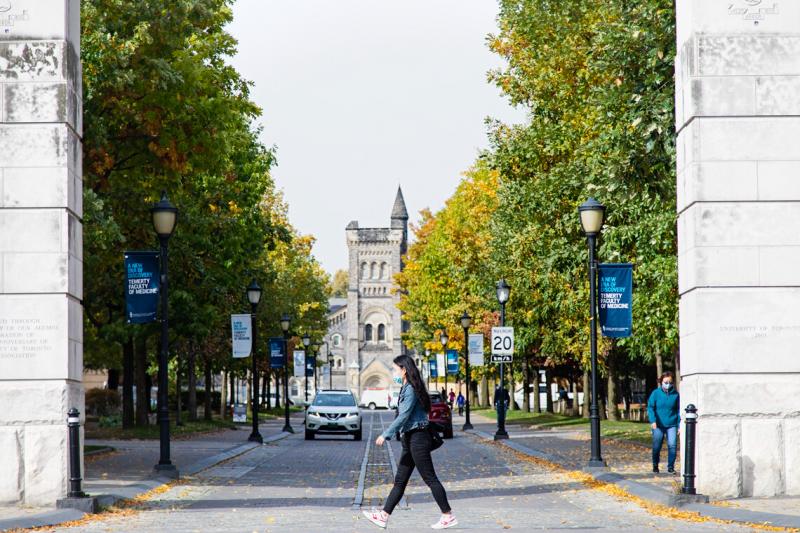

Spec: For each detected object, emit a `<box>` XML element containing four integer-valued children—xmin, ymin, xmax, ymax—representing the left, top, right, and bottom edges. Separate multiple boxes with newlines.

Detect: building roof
<box><xmin>328</xmin><ymin>298</ymin><xmax>347</xmax><ymax>314</ymax></box>
<box><xmin>391</xmin><ymin>186</ymin><xmax>408</xmax><ymax>220</ymax></box>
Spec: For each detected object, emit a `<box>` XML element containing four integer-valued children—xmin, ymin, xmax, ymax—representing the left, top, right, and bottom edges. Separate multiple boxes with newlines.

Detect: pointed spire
<box><xmin>391</xmin><ymin>186</ymin><xmax>409</xmax><ymax>220</ymax></box>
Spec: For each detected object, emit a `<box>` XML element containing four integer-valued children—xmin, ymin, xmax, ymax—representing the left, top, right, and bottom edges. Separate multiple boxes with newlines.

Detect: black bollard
<box><xmin>681</xmin><ymin>404</ymin><xmax>698</xmax><ymax>495</ymax></box>
<box><xmin>67</xmin><ymin>408</ymin><xmax>85</xmax><ymax>498</ymax></box>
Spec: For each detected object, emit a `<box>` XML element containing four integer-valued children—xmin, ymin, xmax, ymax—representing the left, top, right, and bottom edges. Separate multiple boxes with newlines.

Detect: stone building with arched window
<box><xmin>323</xmin><ymin>188</ymin><xmax>412</xmax><ymax>401</ymax></box>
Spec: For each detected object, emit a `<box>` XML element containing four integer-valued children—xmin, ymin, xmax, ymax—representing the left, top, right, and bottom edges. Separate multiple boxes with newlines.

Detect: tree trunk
<box><xmin>522</xmin><ymin>354</ymin><xmax>530</xmax><ymax>413</ymax></box>
<box><xmin>134</xmin><ymin>334</ymin><xmax>149</xmax><ymax>426</ymax></box>
<box><xmin>261</xmin><ymin>370</ymin><xmax>267</xmax><ymax>408</ymax></box>
<box><xmin>122</xmin><ymin>336</ymin><xmax>135</xmax><ymax>429</ymax></box>
<box><xmin>175</xmin><ymin>351</ymin><xmax>183</xmax><ymax>426</ymax></box>
<box><xmin>607</xmin><ymin>371</ymin><xmax>620</xmax><ymax>421</ymax></box>
<box><xmin>570</xmin><ymin>378</ymin><xmax>579</xmax><ymax>417</ymax></box>
<box><xmin>275</xmin><ymin>371</ymin><xmax>281</xmax><ymax>409</ymax></box>
<box><xmin>655</xmin><ymin>350</ymin><xmax>663</xmax><ymax>382</ymax></box>
<box><xmin>532</xmin><ymin>367</ymin><xmax>541</xmax><ymax>414</ymax></box>
<box><xmin>480</xmin><ymin>375</ymin><xmax>489</xmax><ymax>407</ymax></box>
<box><xmin>230</xmin><ymin>370</ymin><xmax>236</xmax><ymax>406</ymax></box>
<box><xmin>204</xmin><ymin>357</ymin><xmax>213</xmax><ymax>421</ymax></box>
<box><xmin>582</xmin><ymin>371</ymin><xmax>590</xmax><ymax>419</ymax></box>
<box><xmin>246</xmin><ymin>369</ymin><xmax>252</xmax><ymax>417</ymax></box>
<box><xmin>188</xmin><ymin>341</ymin><xmax>197</xmax><ymax>422</ymax></box>
<box><xmin>221</xmin><ymin>370</ymin><xmax>228</xmax><ymax>420</ymax></box>
<box><xmin>266</xmin><ymin>368</ymin><xmax>272</xmax><ymax>409</ymax></box>
<box><xmin>508</xmin><ymin>362</ymin><xmax>516</xmax><ymax>411</ymax></box>
<box><xmin>545</xmin><ymin>370</ymin><xmax>554</xmax><ymax>413</ymax></box>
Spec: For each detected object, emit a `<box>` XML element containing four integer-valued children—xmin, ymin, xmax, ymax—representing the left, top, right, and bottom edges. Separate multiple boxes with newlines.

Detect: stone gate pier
<box><xmin>677</xmin><ymin>0</ymin><xmax>800</xmax><ymax>498</ymax></box>
<box><xmin>0</xmin><ymin>0</ymin><xmax>83</xmax><ymax>505</ymax></box>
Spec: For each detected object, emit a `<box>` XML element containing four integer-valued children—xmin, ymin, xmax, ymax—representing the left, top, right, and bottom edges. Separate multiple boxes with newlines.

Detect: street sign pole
<box><xmin>492</xmin><ymin>322</ymin><xmax>513</xmax><ymax>440</ymax></box>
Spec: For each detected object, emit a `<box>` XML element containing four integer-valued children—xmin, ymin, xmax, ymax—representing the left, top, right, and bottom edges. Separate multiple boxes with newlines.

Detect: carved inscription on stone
<box><xmin>719</xmin><ymin>324</ymin><xmax>800</xmax><ymax>339</ymax></box>
<box><xmin>728</xmin><ymin>1</ymin><xmax>779</xmax><ymax>24</ymax></box>
<box><xmin>0</xmin><ymin>317</ymin><xmax>58</xmax><ymax>360</ymax></box>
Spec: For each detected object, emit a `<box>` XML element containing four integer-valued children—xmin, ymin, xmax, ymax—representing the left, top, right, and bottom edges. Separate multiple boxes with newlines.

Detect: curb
<box><xmin>0</xmin><ymin>431</ymin><xmax>292</xmax><ymax>532</ymax></box>
<box><xmin>467</xmin><ymin>428</ymin><xmax>800</xmax><ymax>530</ymax></box>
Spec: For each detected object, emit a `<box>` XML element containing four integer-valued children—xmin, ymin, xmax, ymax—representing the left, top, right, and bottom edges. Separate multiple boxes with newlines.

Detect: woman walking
<box><xmin>362</xmin><ymin>355</ymin><xmax>457</xmax><ymax>530</ymax></box>
<box><xmin>647</xmin><ymin>371</ymin><xmax>680</xmax><ymax>474</ymax></box>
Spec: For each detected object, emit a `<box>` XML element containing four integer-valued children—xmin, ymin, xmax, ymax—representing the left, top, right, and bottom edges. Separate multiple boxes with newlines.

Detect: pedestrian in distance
<box><xmin>448</xmin><ymin>388</ymin><xmax>455</xmax><ymax>409</ymax></box>
<box><xmin>456</xmin><ymin>391</ymin><xmax>465</xmax><ymax>416</ymax></box>
<box><xmin>493</xmin><ymin>385</ymin><xmax>500</xmax><ymax>411</ymax></box>
<box><xmin>440</xmin><ymin>386</ymin><xmax>446</xmax><ymax>401</ymax></box>
<box><xmin>647</xmin><ymin>371</ymin><xmax>681</xmax><ymax>474</ymax></box>
<box><xmin>363</xmin><ymin>355</ymin><xmax>457</xmax><ymax>530</ymax></box>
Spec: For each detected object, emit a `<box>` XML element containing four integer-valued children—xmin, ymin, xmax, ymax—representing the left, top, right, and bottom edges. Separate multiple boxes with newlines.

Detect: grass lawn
<box><xmin>84</xmin><ymin>444</ymin><xmax>112</xmax><ymax>454</ymax></box>
<box><xmin>473</xmin><ymin>408</ymin><xmax>651</xmax><ymax>445</ymax></box>
<box><xmin>86</xmin><ymin>418</ymin><xmax>236</xmax><ymax>440</ymax></box>
<box><xmin>258</xmin><ymin>406</ymin><xmax>304</xmax><ymax>420</ymax></box>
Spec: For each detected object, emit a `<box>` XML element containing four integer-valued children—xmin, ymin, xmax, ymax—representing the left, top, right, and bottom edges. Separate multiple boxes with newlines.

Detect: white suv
<box><xmin>305</xmin><ymin>390</ymin><xmax>362</xmax><ymax>441</ymax></box>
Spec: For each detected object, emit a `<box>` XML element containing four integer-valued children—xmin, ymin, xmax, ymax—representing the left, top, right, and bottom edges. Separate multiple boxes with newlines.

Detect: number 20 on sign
<box><xmin>491</xmin><ymin>327</ymin><xmax>514</xmax><ymax>363</ymax></box>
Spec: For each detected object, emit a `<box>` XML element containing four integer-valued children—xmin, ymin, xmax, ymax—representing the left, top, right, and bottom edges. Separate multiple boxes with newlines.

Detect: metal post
<box><xmin>155</xmin><ymin>238</ymin><xmax>177</xmax><ymax>476</ymax></box>
<box><xmin>463</xmin><ymin>325</ymin><xmax>473</xmax><ymax>431</ymax></box>
<box><xmin>587</xmin><ymin>234</ymin><xmax>605</xmax><ymax>467</ymax></box>
<box><xmin>495</xmin><ymin>304</ymin><xmax>509</xmax><ymax>440</ymax></box>
<box><xmin>304</xmin><ymin>352</ymin><xmax>309</xmax><ymax>404</ymax></box>
<box><xmin>249</xmin><ymin>303</ymin><xmax>262</xmax><ymax>443</ymax></box>
<box><xmin>682</xmin><ymin>404</ymin><xmax>698</xmax><ymax>494</ymax></box>
<box><xmin>282</xmin><ymin>332</ymin><xmax>294</xmax><ymax>433</ymax></box>
<box><xmin>66</xmin><ymin>408</ymin><xmax>84</xmax><ymax>498</ymax></box>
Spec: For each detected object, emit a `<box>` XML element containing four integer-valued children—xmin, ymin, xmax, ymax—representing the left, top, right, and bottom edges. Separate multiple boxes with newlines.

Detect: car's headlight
<box><xmin>345</xmin><ymin>412</ymin><xmax>359</xmax><ymax>418</ymax></box>
<box><xmin>307</xmin><ymin>411</ymin><xmax>321</xmax><ymax>418</ymax></box>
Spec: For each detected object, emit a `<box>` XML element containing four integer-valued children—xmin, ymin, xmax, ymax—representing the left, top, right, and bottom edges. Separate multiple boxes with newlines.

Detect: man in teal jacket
<box><xmin>647</xmin><ymin>371</ymin><xmax>680</xmax><ymax>474</ymax></box>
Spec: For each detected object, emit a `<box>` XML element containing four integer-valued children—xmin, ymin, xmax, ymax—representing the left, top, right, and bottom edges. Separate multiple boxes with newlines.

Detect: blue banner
<box><xmin>269</xmin><ymin>338</ymin><xmax>285</xmax><ymax>368</ymax></box>
<box><xmin>429</xmin><ymin>358</ymin><xmax>438</xmax><ymax>378</ymax></box>
<box><xmin>124</xmin><ymin>251</ymin><xmax>160</xmax><ymax>324</ymax></box>
<box><xmin>446</xmin><ymin>349</ymin><xmax>459</xmax><ymax>374</ymax></box>
<box><xmin>598</xmin><ymin>263</ymin><xmax>633</xmax><ymax>338</ymax></box>
<box><xmin>306</xmin><ymin>355</ymin><xmax>316</xmax><ymax>377</ymax></box>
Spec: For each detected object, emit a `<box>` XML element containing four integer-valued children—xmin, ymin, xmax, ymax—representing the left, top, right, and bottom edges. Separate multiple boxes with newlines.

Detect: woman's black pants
<box><xmin>383</xmin><ymin>429</ymin><xmax>451</xmax><ymax>514</ymax></box>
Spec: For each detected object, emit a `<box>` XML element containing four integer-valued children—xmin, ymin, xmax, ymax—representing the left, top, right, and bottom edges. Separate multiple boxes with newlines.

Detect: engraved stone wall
<box><xmin>677</xmin><ymin>0</ymin><xmax>800</xmax><ymax>498</ymax></box>
<box><xmin>0</xmin><ymin>0</ymin><xmax>82</xmax><ymax>505</ymax></box>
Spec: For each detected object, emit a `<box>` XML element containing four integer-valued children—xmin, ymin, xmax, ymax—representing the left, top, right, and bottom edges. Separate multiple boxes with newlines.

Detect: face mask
<box><xmin>393</xmin><ymin>375</ymin><xmax>403</xmax><ymax>385</ymax></box>
<box><xmin>662</xmin><ymin>382</ymin><xmax>672</xmax><ymax>391</ymax></box>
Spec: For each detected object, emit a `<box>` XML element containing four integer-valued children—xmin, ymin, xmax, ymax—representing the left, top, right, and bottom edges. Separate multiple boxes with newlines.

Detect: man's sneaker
<box><xmin>652</xmin><ymin>465</ymin><xmax>659</xmax><ymax>473</ymax></box>
<box><xmin>431</xmin><ymin>514</ymin><xmax>458</xmax><ymax>529</ymax></box>
<box><xmin>668</xmin><ymin>468</ymin><xmax>677</xmax><ymax>475</ymax></box>
<box><xmin>362</xmin><ymin>509</ymin><xmax>388</xmax><ymax>529</ymax></box>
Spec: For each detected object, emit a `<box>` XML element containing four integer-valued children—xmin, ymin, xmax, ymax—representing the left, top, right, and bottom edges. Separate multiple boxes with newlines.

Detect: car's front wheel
<box><xmin>368</xmin><ymin>403</ymin><xmax>376</xmax><ymax>410</ymax></box>
<box><xmin>305</xmin><ymin>429</ymin><xmax>315</xmax><ymax>440</ymax></box>
<box><xmin>353</xmin><ymin>428</ymin><xmax>362</xmax><ymax>441</ymax></box>
<box><xmin>443</xmin><ymin>423</ymin><xmax>453</xmax><ymax>439</ymax></box>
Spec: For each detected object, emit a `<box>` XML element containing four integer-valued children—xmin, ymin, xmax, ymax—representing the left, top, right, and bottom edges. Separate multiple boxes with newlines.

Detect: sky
<box><xmin>227</xmin><ymin>0</ymin><xmax>525</xmax><ymax>274</ymax></box>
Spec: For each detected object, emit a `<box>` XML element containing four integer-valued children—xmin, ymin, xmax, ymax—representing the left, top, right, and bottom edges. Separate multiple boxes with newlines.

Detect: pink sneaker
<box><xmin>431</xmin><ymin>514</ymin><xmax>458</xmax><ymax>529</ymax></box>
<box><xmin>362</xmin><ymin>509</ymin><xmax>388</xmax><ymax>529</ymax></box>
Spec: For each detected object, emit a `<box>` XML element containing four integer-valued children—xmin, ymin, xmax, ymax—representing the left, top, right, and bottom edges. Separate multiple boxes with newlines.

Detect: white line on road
<box><xmin>351</xmin><ymin>411</ymin><xmax>374</xmax><ymax>510</ymax></box>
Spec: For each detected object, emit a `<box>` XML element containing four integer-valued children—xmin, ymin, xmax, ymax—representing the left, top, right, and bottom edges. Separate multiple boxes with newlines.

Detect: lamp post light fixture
<box><xmin>151</xmin><ymin>191</ymin><xmax>178</xmax><ymax>477</ymax></box>
<box><xmin>280</xmin><ymin>314</ymin><xmax>294</xmax><ymax>433</ymax></box>
<box><xmin>579</xmin><ymin>197</ymin><xmax>607</xmax><ymax>467</ymax></box>
<box><xmin>494</xmin><ymin>279</ymin><xmax>510</xmax><ymax>441</ymax></box>
<box><xmin>460</xmin><ymin>311</ymin><xmax>473</xmax><ymax>431</ymax></box>
<box><xmin>302</xmin><ymin>334</ymin><xmax>311</xmax><ymax>404</ymax></box>
<box><xmin>439</xmin><ymin>330</ymin><xmax>449</xmax><ymax>399</ymax></box>
<box><xmin>246</xmin><ymin>280</ymin><xmax>263</xmax><ymax>444</ymax></box>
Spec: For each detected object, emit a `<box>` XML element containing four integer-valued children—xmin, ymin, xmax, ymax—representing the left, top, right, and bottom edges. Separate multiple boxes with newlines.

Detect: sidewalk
<box><xmin>0</xmin><ymin>415</ymin><xmax>301</xmax><ymax>532</ymax></box>
<box><xmin>467</xmin><ymin>411</ymin><xmax>800</xmax><ymax>530</ymax></box>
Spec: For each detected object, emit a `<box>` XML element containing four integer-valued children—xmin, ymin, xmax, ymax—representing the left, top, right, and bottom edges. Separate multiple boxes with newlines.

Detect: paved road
<box><xmin>53</xmin><ymin>411</ymin><xmax>754</xmax><ymax>532</ymax></box>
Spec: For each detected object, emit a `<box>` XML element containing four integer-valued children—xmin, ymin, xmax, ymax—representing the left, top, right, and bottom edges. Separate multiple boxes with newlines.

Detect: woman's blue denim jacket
<box><xmin>381</xmin><ymin>382</ymin><xmax>429</xmax><ymax>440</ymax></box>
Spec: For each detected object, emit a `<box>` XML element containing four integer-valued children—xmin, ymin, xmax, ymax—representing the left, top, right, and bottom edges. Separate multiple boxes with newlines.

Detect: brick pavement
<box><xmin>49</xmin><ymin>410</ymin><xmax>755</xmax><ymax>532</ymax></box>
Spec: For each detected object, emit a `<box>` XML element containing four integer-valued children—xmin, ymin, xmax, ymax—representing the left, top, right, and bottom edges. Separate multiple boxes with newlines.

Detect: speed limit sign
<box><xmin>491</xmin><ymin>327</ymin><xmax>514</xmax><ymax>363</ymax></box>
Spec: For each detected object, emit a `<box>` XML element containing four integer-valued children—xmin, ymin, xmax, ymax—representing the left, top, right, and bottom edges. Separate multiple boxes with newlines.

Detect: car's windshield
<box><xmin>429</xmin><ymin>393</ymin><xmax>444</xmax><ymax>403</ymax></box>
<box><xmin>313</xmin><ymin>394</ymin><xmax>356</xmax><ymax>407</ymax></box>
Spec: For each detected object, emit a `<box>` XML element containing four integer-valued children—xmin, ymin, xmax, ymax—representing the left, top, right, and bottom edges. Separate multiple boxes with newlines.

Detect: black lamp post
<box><xmin>439</xmin><ymin>330</ymin><xmax>449</xmax><ymax>399</ymax></box>
<box><xmin>579</xmin><ymin>197</ymin><xmax>606</xmax><ymax>467</ymax></box>
<box><xmin>302</xmin><ymin>334</ymin><xmax>311</xmax><ymax>404</ymax></box>
<box><xmin>460</xmin><ymin>311</ymin><xmax>473</xmax><ymax>431</ymax></box>
<box><xmin>151</xmin><ymin>191</ymin><xmax>178</xmax><ymax>477</ymax></box>
<box><xmin>494</xmin><ymin>279</ymin><xmax>510</xmax><ymax>440</ymax></box>
<box><xmin>324</xmin><ymin>342</ymin><xmax>333</xmax><ymax>390</ymax></box>
<box><xmin>425</xmin><ymin>349</ymin><xmax>431</xmax><ymax>390</ymax></box>
<box><xmin>280</xmin><ymin>314</ymin><xmax>294</xmax><ymax>433</ymax></box>
<box><xmin>246</xmin><ymin>280</ymin><xmax>263</xmax><ymax>444</ymax></box>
